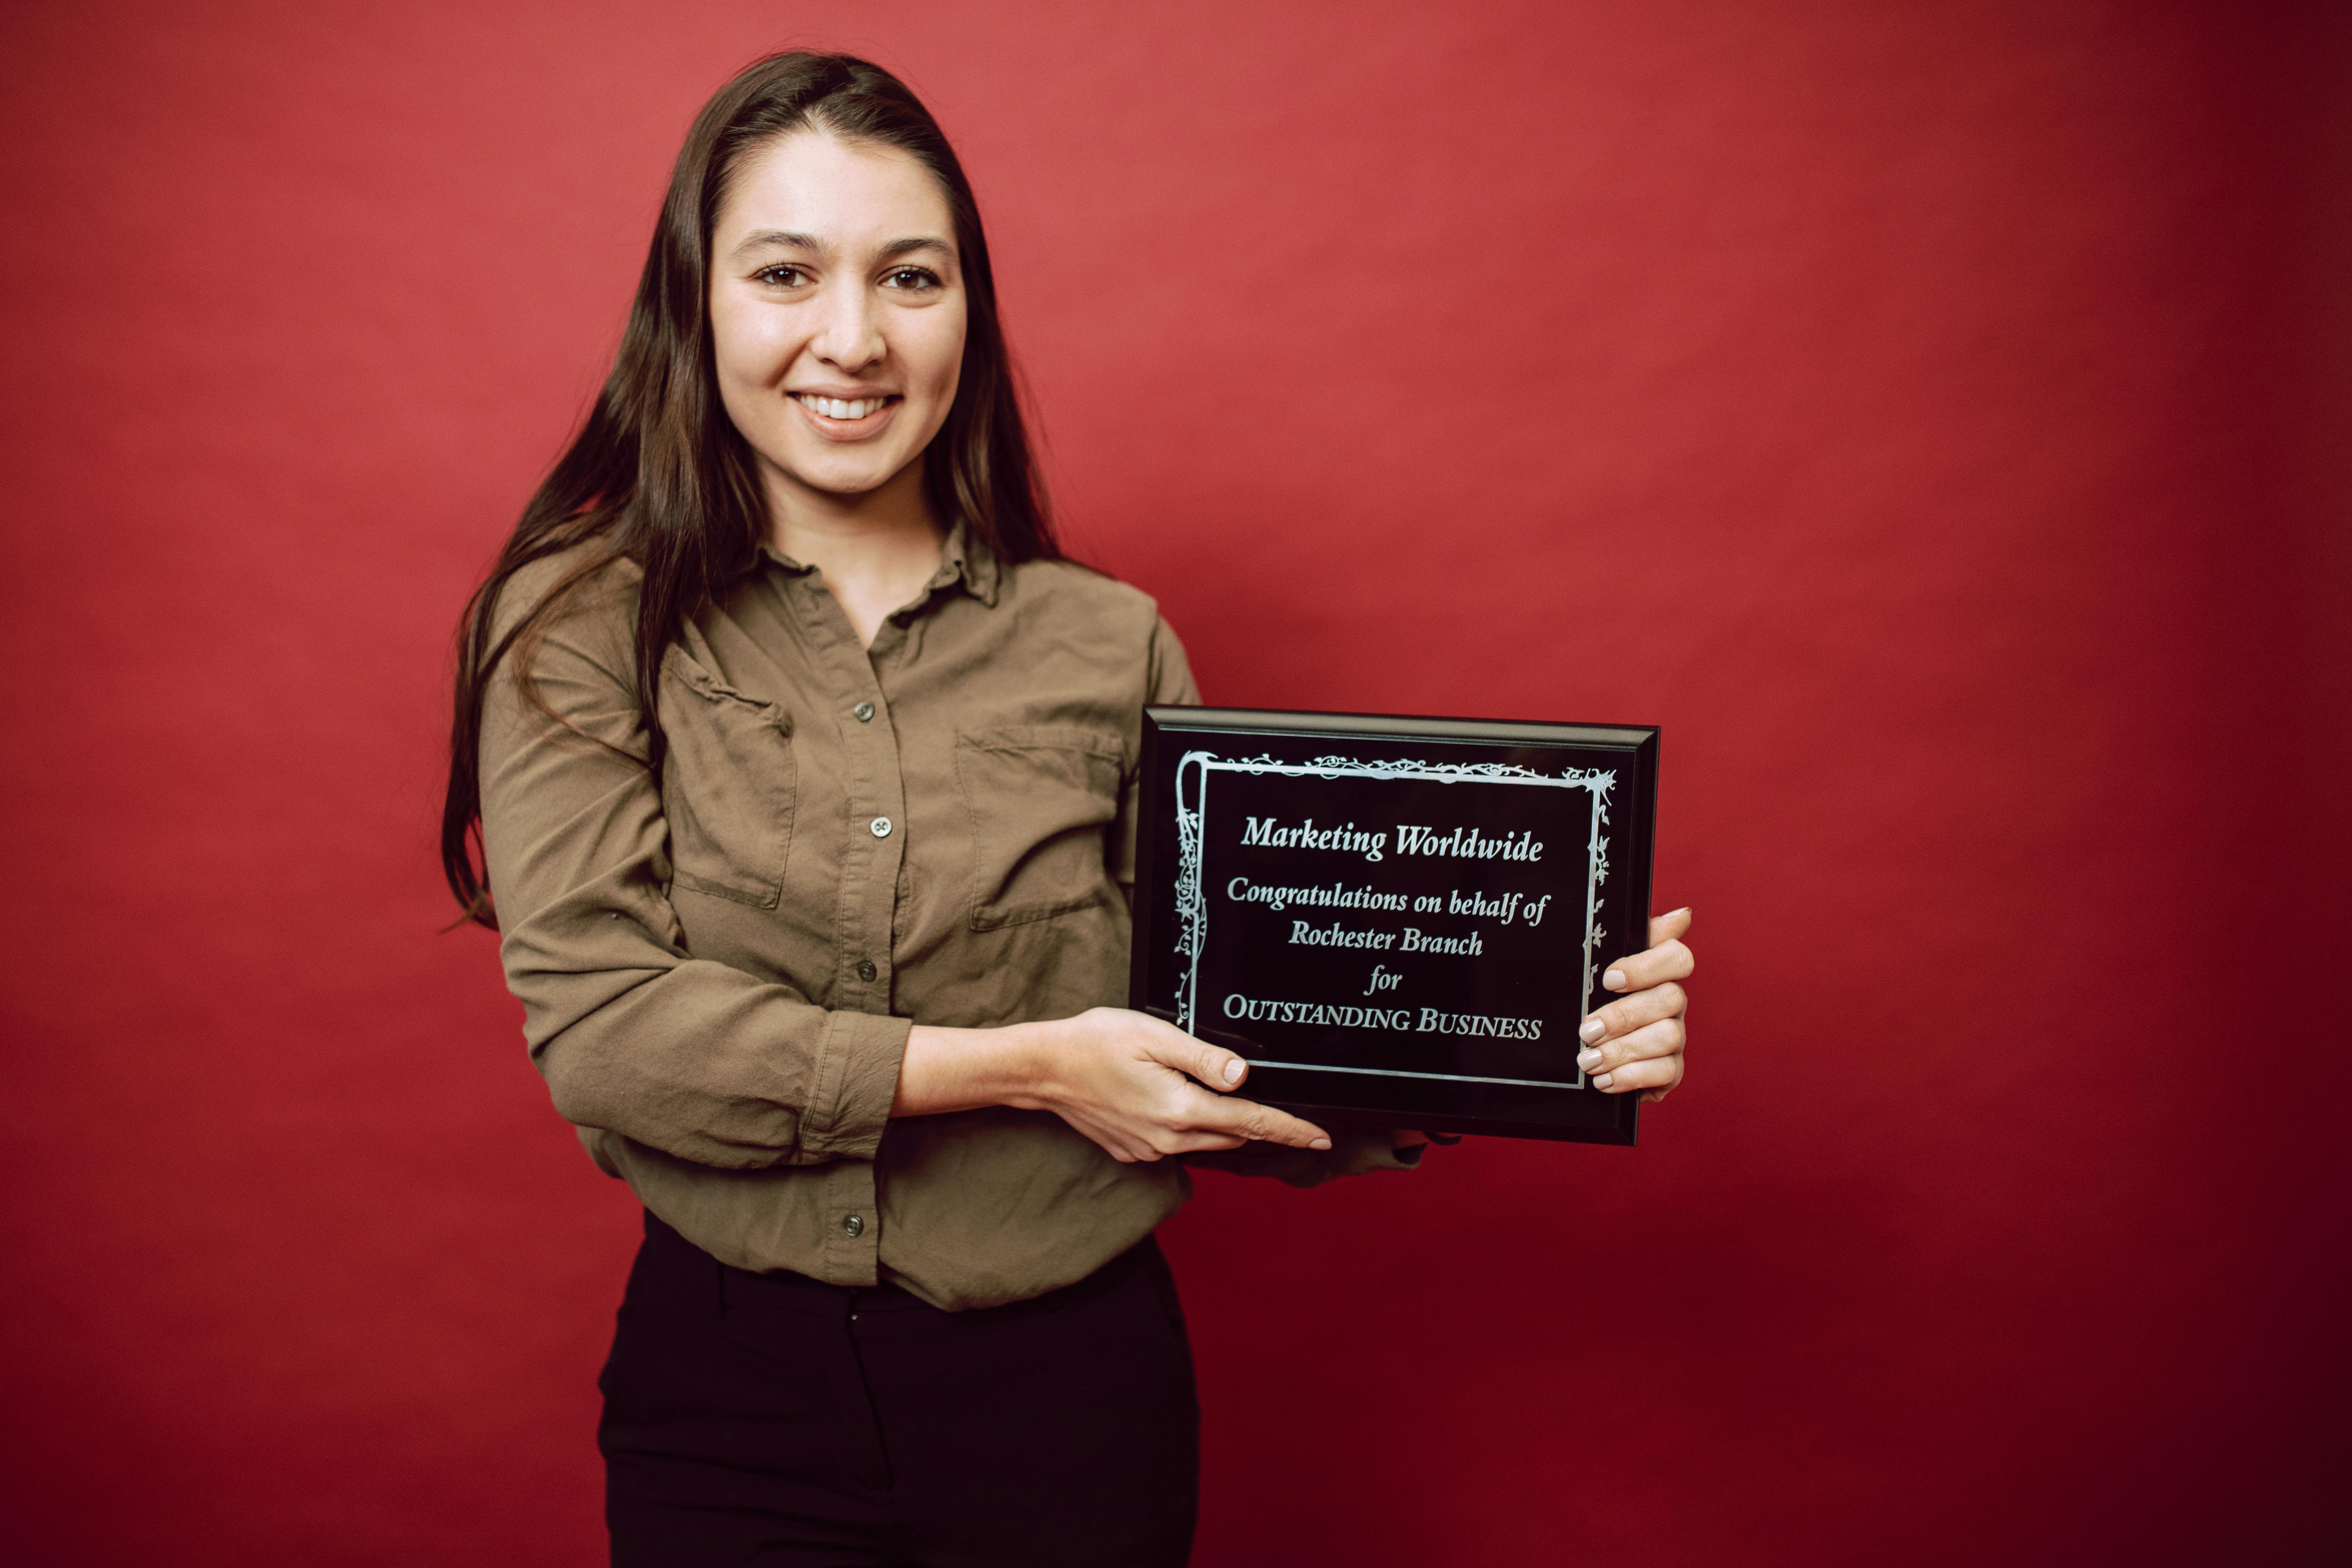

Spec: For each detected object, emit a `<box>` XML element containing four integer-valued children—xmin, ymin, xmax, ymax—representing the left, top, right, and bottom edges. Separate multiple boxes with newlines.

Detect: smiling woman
<box><xmin>437</xmin><ymin>48</ymin><xmax>1690</xmax><ymax>1568</ymax></box>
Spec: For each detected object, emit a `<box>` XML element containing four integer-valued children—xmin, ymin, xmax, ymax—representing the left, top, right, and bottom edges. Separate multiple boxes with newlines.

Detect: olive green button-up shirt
<box><xmin>479</xmin><ymin>527</ymin><xmax>1413</xmax><ymax>1310</ymax></box>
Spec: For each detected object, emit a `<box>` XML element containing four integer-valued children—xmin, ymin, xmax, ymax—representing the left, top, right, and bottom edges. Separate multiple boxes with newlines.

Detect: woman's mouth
<box><xmin>791</xmin><ymin>391</ymin><xmax>899</xmax><ymax>429</ymax></box>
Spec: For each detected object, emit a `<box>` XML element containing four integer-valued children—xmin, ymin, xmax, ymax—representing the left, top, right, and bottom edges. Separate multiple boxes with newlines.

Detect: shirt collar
<box><xmin>756</xmin><ymin>519</ymin><xmax>1001</xmax><ymax>610</ymax></box>
<box><xmin>938</xmin><ymin>520</ymin><xmax>1003</xmax><ymax>608</ymax></box>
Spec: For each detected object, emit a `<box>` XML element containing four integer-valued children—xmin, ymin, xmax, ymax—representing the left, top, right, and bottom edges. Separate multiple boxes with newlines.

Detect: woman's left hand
<box><xmin>1392</xmin><ymin>908</ymin><xmax>1694</xmax><ymax>1151</ymax></box>
<box><xmin>1578</xmin><ymin>907</ymin><xmax>1693</xmax><ymax>1102</ymax></box>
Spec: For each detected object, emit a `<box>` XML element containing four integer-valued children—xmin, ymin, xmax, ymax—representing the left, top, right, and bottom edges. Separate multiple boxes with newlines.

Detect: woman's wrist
<box><xmin>996</xmin><ymin>1015</ymin><xmax>1076</xmax><ymax>1113</ymax></box>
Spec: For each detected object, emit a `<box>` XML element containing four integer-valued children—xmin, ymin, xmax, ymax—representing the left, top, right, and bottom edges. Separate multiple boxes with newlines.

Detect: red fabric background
<box><xmin>3</xmin><ymin>2</ymin><xmax>2345</xmax><ymax>1562</ymax></box>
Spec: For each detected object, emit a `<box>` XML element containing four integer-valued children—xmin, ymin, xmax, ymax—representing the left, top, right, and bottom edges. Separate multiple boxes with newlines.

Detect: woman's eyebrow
<box><xmin>730</xmin><ymin>232</ymin><xmax>952</xmax><ymax>259</ymax></box>
<box><xmin>734</xmin><ymin>229</ymin><xmax>824</xmax><ymax>255</ymax></box>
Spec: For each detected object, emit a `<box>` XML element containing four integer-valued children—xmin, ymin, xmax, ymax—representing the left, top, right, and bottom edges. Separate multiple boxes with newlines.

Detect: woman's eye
<box><xmin>881</xmin><ymin>267</ymin><xmax>941</xmax><ymax>291</ymax></box>
<box><xmin>754</xmin><ymin>264</ymin><xmax>809</xmax><ymax>287</ymax></box>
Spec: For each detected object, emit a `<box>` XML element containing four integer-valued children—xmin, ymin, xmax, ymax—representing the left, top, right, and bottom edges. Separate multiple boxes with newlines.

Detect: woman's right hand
<box><xmin>897</xmin><ymin>1007</ymin><xmax>1331</xmax><ymax>1164</ymax></box>
<box><xmin>1020</xmin><ymin>1007</ymin><xmax>1333</xmax><ymax>1163</ymax></box>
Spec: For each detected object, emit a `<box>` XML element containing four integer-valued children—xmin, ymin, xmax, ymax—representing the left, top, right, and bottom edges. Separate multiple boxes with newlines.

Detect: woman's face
<box><xmin>707</xmin><ymin>130</ymin><xmax>967</xmax><ymax>511</ymax></box>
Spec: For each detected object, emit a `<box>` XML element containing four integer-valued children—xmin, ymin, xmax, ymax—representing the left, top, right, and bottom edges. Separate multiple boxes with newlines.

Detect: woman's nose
<box><xmin>810</xmin><ymin>280</ymin><xmax>885</xmax><ymax>372</ymax></box>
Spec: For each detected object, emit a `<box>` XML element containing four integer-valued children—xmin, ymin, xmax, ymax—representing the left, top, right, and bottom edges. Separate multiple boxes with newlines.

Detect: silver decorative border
<box><xmin>1171</xmin><ymin>750</ymin><xmax>1614</xmax><ymax>1087</ymax></box>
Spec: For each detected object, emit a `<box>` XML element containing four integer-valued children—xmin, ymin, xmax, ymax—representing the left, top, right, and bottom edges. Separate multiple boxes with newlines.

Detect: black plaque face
<box><xmin>1130</xmin><ymin>708</ymin><xmax>1659</xmax><ymax>1145</ymax></box>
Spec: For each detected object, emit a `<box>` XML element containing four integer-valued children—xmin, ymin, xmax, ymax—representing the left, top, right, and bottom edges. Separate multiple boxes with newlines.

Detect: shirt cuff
<box><xmin>798</xmin><ymin>1008</ymin><xmax>914</xmax><ymax>1161</ymax></box>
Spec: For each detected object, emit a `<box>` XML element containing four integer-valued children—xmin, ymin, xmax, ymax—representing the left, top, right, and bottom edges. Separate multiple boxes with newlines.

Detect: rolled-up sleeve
<box><xmin>478</xmin><ymin>569</ymin><xmax>909</xmax><ymax>1170</ymax></box>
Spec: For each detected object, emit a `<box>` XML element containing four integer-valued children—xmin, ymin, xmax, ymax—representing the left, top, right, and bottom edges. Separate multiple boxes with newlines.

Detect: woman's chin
<box><xmin>770</xmin><ymin>450</ymin><xmax>921</xmax><ymax>504</ymax></box>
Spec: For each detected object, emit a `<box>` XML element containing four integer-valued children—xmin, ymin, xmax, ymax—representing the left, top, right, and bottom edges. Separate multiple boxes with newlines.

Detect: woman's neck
<box><xmin>765</xmin><ymin>460</ymin><xmax>945</xmax><ymax>649</ymax></box>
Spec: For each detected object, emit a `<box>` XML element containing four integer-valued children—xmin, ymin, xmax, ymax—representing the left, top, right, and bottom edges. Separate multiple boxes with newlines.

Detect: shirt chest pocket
<box><xmin>953</xmin><ymin>724</ymin><xmax>1124</xmax><ymax>930</ymax></box>
<box><xmin>658</xmin><ymin>648</ymin><xmax>796</xmax><ymax>909</ymax></box>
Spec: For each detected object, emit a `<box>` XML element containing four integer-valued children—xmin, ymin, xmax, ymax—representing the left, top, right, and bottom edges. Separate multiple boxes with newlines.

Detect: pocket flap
<box><xmin>957</xmin><ymin>723</ymin><xmax>1122</xmax><ymax>761</ymax></box>
<box><xmin>660</xmin><ymin>644</ymin><xmax>792</xmax><ymax>733</ymax></box>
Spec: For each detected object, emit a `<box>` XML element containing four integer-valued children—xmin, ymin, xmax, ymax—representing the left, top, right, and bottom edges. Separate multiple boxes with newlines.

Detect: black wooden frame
<box><xmin>1129</xmin><ymin>705</ymin><xmax>1660</xmax><ymax>1146</ymax></box>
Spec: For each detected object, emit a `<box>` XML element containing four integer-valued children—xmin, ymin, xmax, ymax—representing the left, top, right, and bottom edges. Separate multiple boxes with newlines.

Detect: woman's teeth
<box><xmin>797</xmin><ymin>395</ymin><xmax>890</xmax><ymax>420</ymax></box>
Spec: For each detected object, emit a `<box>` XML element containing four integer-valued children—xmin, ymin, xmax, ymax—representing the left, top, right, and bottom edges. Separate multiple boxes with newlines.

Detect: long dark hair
<box><xmin>442</xmin><ymin>51</ymin><xmax>1059</xmax><ymax>927</ymax></box>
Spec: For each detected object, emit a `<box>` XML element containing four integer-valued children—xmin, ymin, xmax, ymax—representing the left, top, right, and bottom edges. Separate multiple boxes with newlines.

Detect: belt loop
<box><xmin>711</xmin><ymin>1255</ymin><xmax>728</xmax><ymax>1319</ymax></box>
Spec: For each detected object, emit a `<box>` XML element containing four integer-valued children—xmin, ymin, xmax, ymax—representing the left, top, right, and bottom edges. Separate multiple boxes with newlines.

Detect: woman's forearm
<box><xmin>893</xmin><ymin>1019</ymin><xmax>1065</xmax><ymax>1117</ymax></box>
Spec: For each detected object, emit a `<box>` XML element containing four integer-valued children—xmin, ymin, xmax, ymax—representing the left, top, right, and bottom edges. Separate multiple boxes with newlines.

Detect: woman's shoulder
<box><xmin>467</xmin><ymin>542</ymin><xmax>645</xmax><ymax>702</ymax></box>
<box><xmin>494</xmin><ymin>541</ymin><xmax>639</xmax><ymax>626</ymax></box>
<box><xmin>486</xmin><ymin>542</ymin><xmax>641</xmax><ymax>663</ymax></box>
<box><xmin>997</xmin><ymin>556</ymin><xmax>1196</xmax><ymax>704</ymax></box>
<box><xmin>999</xmin><ymin>555</ymin><xmax>1168</xmax><ymax>633</ymax></box>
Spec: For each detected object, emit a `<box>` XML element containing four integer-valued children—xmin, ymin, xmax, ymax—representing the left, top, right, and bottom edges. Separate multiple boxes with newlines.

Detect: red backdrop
<box><xmin>3</xmin><ymin>1</ymin><xmax>2346</xmax><ymax>1562</ymax></box>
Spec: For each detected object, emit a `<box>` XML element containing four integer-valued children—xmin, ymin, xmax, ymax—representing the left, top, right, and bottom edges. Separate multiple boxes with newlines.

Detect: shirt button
<box><xmin>853</xmin><ymin>701</ymin><xmax>875</xmax><ymax>723</ymax></box>
<box><xmin>856</xmin><ymin>959</ymin><xmax>877</xmax><ymax>982</ymax></box>
<box><xmin>870</xmin><ymin>816</ymin><xmax>893</xmax><ymax>838</ymax></box>
<box><xmin>842</xmin><ymin>1214</ymin><xmax>865</xmax><ymax>1238</ymax></box>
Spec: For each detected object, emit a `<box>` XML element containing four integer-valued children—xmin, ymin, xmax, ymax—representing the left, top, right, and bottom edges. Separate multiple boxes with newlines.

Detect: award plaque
<box><xmin>1129</xmin><ymin>706</ymin><xmax>1659</xmax><ymax>1145</ymax></box>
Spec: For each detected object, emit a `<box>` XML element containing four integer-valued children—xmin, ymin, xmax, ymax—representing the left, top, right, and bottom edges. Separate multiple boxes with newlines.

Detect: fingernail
<box><xmin>1603</xmin><ymin>968</ymin><xmax>1628</xmax><ymax>990</ymax></box>
<box><xmin>1577</xmin><ymin>1017</ymin><xmax>1606</xmax><ymax>1044</ymax></box>
<box><xmin>1576</xmin><ymin>1047</ymin><xmax>1603</xmax><ymax>1072</ymax></box>
<box><xmin>1593</xmin><ymin>1071</ymin><xmax>1614</xmax><ymax>1090</ymax></box>
<box><xmin>1309</xmin><ymin>1137</ymin><xmax>1332</xmax><ymax>1151</ymax></box>
<box><xmin>1223</xmin><ymin>1058</ymin><xmax>1245</xmax><ymax>1085</ymax></box>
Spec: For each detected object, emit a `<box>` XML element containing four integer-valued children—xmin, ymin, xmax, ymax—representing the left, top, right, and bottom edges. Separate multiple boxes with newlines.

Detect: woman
<box><xmin>443</xmin><ymin>51</ymin><xmax>1692</xmax><ymax>1567</ymax></box>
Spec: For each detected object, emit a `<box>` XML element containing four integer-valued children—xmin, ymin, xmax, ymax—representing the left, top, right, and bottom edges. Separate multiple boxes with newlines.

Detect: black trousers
<box><xmin>600</xmin><ymin>1212</ymin><xmax>1200</xmax><ymax>1567</ymax></box>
